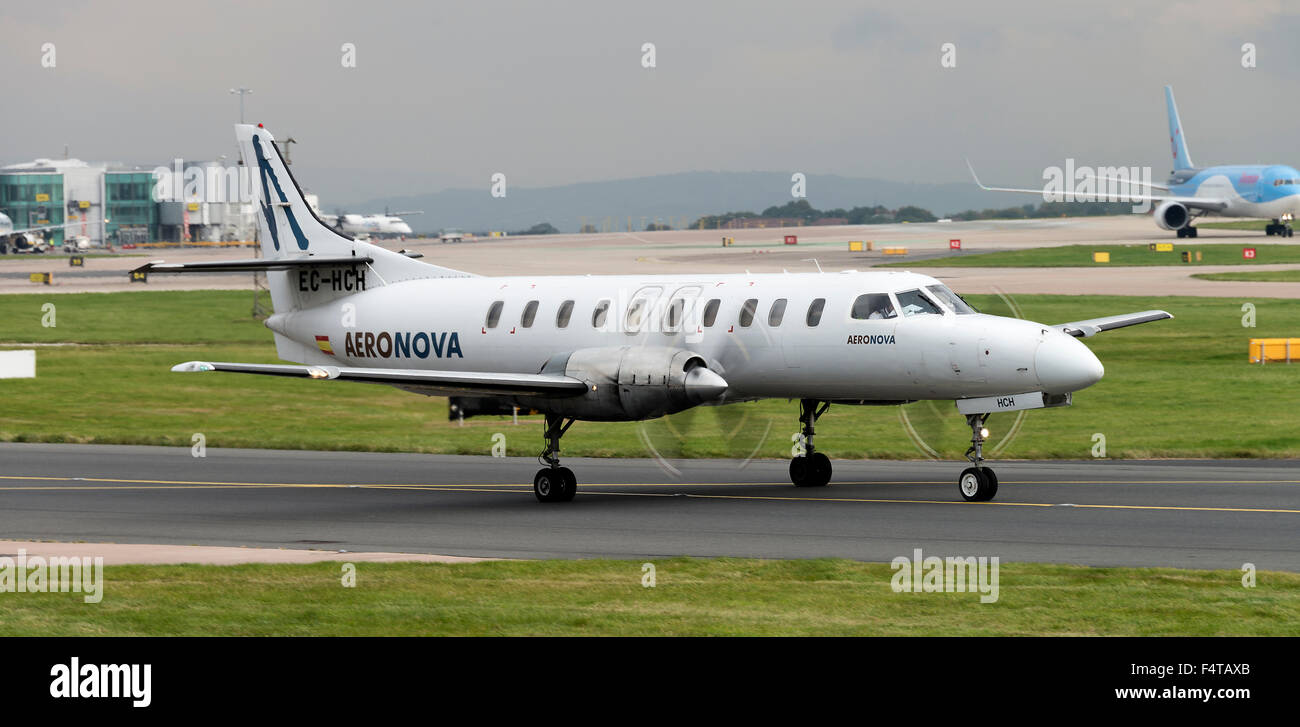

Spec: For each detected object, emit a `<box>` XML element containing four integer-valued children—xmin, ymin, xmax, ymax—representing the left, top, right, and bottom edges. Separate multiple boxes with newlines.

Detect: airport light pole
<box><xmin>229</xmin><ymin>87</ymin><xmax>252</xmax><ymax>124</ymax></box>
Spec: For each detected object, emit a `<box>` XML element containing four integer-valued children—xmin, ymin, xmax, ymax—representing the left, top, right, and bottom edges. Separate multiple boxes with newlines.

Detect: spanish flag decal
<box><xmin>315</xmin><ymin>335</ymin><xmax>335</xmax><ymax>356</ymax></box>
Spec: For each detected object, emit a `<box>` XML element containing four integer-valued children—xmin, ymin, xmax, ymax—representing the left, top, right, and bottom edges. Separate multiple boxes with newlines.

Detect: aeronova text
<box><xmin>342</xmin><ymin>331</ymin><xmax>464</xmax><ymax>359</ymax></box>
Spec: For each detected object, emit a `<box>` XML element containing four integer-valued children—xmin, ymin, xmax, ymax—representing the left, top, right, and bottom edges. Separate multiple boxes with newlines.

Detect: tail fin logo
<box><xmin>252</xmin><ymin>134</ymin><xmax>310</xmax><ymax>252</ymax></box>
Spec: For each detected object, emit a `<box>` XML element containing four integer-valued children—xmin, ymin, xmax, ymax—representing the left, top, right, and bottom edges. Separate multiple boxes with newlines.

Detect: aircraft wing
<box><xmin>132</xmin><ymin>255</ymin><xmax>373</xmax><ymax>274</ymax></box>
<box><xmin>4</xmin><ymin>220</ymin><xmax>90</xmax><ymax>236</ymax></box>
<box><xmin>171</xmin><ymin>360</ymin><xmax>589</xmax><ymax>398</ymax></box>
<box><xmin>1055</xmin><ymin>310</ymin><xmax>1173</xmax><ymax>338</ymax></box>
<box><xmin>966</xmin><ymin>161</ymin><xmax>1227</xmax><ymax>211</ymax></box>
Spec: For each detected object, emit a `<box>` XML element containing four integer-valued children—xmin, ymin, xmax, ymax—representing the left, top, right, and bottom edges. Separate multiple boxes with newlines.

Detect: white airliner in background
<box><xmin>0</xmin><ymin>212</ymin><xmax>79</xmax><ymax>254</ymax></box>
<box><xmin>138</xmin><ymin>124</ymin><xmax>1173</xmax><ymax>503</ymax></box>
<box><xmin>304</xmin><ymin>195</ymin><xmax>421</xmax><ymax>239</ymax></box>
<box><xmin>317</xmin><ymin>211</ymin><xmax>418</xmax><ymax>239</ymax></box>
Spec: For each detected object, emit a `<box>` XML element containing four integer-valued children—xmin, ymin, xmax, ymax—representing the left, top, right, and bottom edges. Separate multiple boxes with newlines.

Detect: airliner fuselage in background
<box><xmin>0</xmin><ymin>211</ymin><xmax>82</xmax><ymax>253</ymax></box>
<box><xmin>318</xmin><ymin>213</ymin><xmax>415</xmax><ymax>239</ymax></box>
<box><xmin>141</xmin><ymin>124</ymin><xmax>1172</xmax><ymax>503</ymax></box>
<box><xmin>972</xmin><ymin>86</ymin><xmax>1300</xmax><ymax>238</ymax></box>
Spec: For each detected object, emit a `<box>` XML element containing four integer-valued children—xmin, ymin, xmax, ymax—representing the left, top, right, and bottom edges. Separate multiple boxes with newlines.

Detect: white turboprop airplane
<box><xmin>137</xmin><ymin>124</ymin><xmax>1173</xmax><ymax>503</ymax></box>
<box><xmin>318</xmin><ymin>211</ymin><xmax>418</xmax><ymax>239</ymax></box>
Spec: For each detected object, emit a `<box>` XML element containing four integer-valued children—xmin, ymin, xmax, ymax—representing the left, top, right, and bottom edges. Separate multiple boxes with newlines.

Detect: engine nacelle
<box><xmin>1154</xmin><ymin>200</ymin><xmax>1190</xmax><ymax>230</ymax></box>
<box><xmin>518</xmin><ymin>346</ymin><xmax>729</xmax><ymax>421</ymax></box>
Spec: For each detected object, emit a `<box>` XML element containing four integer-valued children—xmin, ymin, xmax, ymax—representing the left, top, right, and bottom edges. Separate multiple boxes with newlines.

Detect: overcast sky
<box><xmin>2</xmin><ymin>1</ymin><xmax>1297</xmax><ymax>207</ymax></box>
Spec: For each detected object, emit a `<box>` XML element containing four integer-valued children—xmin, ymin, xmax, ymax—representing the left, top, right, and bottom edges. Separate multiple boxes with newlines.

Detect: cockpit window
<box><xmin>924</xmin><ymin>285</ymin><xmax>977</xmax><ymax>314</ymax></box>
<box><xmin>895</xmin><ymin>289</ymin><xmax>942</xmax><ymax>317</ymax></box>
<box><xmin>850</xmin><ymin>293</ymin><xmax>897</xmax><ymax>320</ymax></box>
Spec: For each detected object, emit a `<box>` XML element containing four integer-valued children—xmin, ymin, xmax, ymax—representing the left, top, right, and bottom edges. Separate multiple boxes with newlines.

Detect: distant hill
<box><xmin>353</xmin><ymin>171</ymin><xmax>1000</xmax><ymax>234</ymax></box>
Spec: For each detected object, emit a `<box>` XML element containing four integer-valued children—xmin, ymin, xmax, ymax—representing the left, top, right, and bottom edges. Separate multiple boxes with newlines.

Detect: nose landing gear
<box><xmin>534</xmin><ymin>414</ymin><xmax>577</xmax><ymax>502</ymax></box>
<box><xmin>959</xmin><ymin>413</ymin><xmax>999</xmax><ymax>502</ymax></box>
<box><xmin>790</xmin><ymin>399</ymin><xmax>832</xmax><ymax>487</ymax></box>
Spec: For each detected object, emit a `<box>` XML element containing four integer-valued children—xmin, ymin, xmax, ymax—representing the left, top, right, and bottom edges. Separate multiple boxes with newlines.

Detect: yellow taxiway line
<box><xmin>0</xmin><ymin>475</ymin><xmax>1297</xmax><ymax>514</ymax></box>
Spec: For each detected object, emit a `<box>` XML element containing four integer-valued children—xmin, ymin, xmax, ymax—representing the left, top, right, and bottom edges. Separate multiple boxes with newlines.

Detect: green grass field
<box><xmin>1194</xmin><ymin>270</ymin><xmax>1300</xmax><ymax>283</ymax></box>
<box><xmin>1</xmin><ymin>289</ymin><xmax>1297</xmax><ymax>460</ymax></box>
<box><xmin>881</xmin><ymin>243</ymin><xmax>1300</xmax><ymax>268</ymax></box>
<box><xmin>1</xmin><ymin>558</ymin><xmax>1294</xmax><ymax>636</ymax></box>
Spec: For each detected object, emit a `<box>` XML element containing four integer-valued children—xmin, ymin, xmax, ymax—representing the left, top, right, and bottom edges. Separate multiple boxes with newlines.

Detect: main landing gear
<box><xmin>789</xmin><ymin>399</ymin><xmax>832</xmax><ymax>487</ymax></box>
<box><xmin>1265</xmin><ymin>217</ymin><xmax>1294</xmax><ymax>237</ymax></box>
<box><xmin>1176</xmin><ymin>225</ymin><xmax>1198</xmax><ymax>238</ymax></box>
<box><xmin>534</xmin><ymin>414</ymin><xmax>577</xmax><ymax>502</ymax></box>
<box><xmin>958</xmin><ymin>413</ymin><xmax>999</xmax><ymax>502</ymax></box>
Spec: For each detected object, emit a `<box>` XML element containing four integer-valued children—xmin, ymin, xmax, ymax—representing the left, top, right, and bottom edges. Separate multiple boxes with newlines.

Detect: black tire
<box><xmin>982</xmin><ymin>468</ymin><xmax>999</xmax><ymax>500</ymax></box>
<box><xmin>791</xmin><ymin>452</ymin><xmax>833</xmax><ymax>487</ymax></box>
<box><xmin>1188</xmin><ymin>227</ymin><xmax>1198</xmax><ymax>238</ymax></box>
<box><xmin>789</xmin><ymin>456</ymin><xmax>810</xmax><ymax>486</ymax></box>
<box><xmin>807</xmin><ymin>452</ymin><xmax>832</xmax><ymax>487</ymax></box>
<box><xmin>534</xmin><ymin>468</ymin><xmax>569</xmax><ymax>503</ymax></box>
<box><xmin>958</xmin><ymin>467</ymin><xmax>998</xmax><ymax>502</ymax></box>
<box><xmin>557</xmin><ymin>466</ymin><xmax>577</xmax><ymax>502</ymax></box>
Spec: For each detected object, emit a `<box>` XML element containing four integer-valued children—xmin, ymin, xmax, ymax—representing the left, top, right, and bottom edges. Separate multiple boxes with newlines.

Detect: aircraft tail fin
<box><xmin>233</xmin><ymin>123</ymin><xmax>471</xmax><ymax>315</ymax></box>
<box><xmin>1164</xmin><ymin>86</ymin><xmax>1194</xmax><ymax>171</ymax></box>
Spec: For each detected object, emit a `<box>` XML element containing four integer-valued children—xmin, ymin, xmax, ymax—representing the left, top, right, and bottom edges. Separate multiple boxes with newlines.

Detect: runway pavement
<box><xmin>1</xmin><ymin>443</ymin><xmax>1296</xmax><ymax>570</ymax></box>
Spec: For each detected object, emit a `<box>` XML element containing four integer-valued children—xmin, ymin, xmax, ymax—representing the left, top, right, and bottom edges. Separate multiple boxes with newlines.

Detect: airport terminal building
<box><xmin>0</xmin><ymin>158</ymin><xmax>255</xmax><ymax>247</ymax></box>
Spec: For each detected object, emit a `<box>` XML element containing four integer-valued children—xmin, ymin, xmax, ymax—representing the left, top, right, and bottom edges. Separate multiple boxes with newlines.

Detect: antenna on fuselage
<box><xmin>801</xmin><ymin>258</ymin><xmax>823</xmax><ymax>273</ymax></box>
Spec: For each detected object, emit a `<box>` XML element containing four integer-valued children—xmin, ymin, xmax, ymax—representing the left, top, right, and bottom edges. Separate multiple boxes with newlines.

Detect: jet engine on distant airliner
<box><xmin>1153</xmin><ymin>200</ymin><xmax>1190</xmax><ymax>230</ymax></box>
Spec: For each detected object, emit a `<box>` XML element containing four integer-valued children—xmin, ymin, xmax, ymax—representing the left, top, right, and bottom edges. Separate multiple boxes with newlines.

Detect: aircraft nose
<box><xmin>1034</xmin><ymin>334</ymin><xmax>1104</xmax><ymax>393</ymax></box>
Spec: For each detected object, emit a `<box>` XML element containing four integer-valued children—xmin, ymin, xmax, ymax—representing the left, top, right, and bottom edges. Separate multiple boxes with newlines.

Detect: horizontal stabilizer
<box><xmin>1056</xmin><ymin>310</ymin><xmax>1173</xmax><ymax>338</ymax></box>
<box><xmin>171</xmin><ymin>360</ymin><xmax>589</xmax><ymax>398</ymax></box>
<box><xmin>133</xmin><ymin>255</ymin><xmax>374</xmax><ymax>275</ymax></box>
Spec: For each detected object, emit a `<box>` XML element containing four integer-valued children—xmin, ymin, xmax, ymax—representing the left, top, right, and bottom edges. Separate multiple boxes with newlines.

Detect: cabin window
<box><xmin>850</xmin><ymin>293</ymin><xmax>897</xmax><ymax>320</ymax></box>
<box><xmin>895</xmin><ymin>289</ymin><xmax>942</xmax><ymax>317</ymax></box>
<box><xmin>592</xmin><ymin>300</ymin><xmax>611</xmax><ymax>328</ymax></box>
<box><xmin>924</xmin><ymin>285</ymin><xmax>976</xmax><ymax>315</ymax></box>
<box><xmin>486</xmin><ymin>301</ymin><xmax>504</xmax><ymax>328</ymax></box>
<box><xmin>625</xmin><ymin>298</ymin><xmax>649</xmax><ymax>331</ymax></box>
<box><xmin>702</xmin><ymin>299</ymin><xmax>722</xmax><ymax>327</ymax></box>
<box><xmin>739</xmin><ymin>298</ymin><xmax>758</xmax><ymax>327</ymax></box>
<box><xmin>768</xmin><ymin>298</ymin><xmax>788</xmax><ymax>326</ymax></box>
<box><xmin>664</xmin><ymin>298</ymin><xmax>686</xmax><ymax>331</ymax></box>
<box><xmin>556</xmin><ymin>300</ymin><xmax>574</xmax><ymax>328</ymax></box>
<box><xmin>806</xmin><ymin>298</ymin><xmax>826</xmax><ymax>326</ymax></box>
<box><xmin>521</xmin><ymin>300</ymin><xmax>539</xmax><ymax>328</ymax></box>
